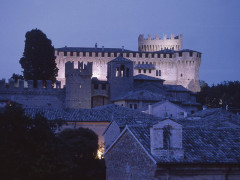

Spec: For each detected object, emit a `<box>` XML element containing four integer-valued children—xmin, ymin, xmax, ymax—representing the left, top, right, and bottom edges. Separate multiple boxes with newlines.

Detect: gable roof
<box><xmin>105</xmin><ymin>109</ymin><xmax>240</xmax><ymax>164</ymax></box>
<box><xmin>141</xmin><ymin>100</ymin><xmax>186</xmax><ymax>112</ymax></box>
<box><xmin>112</xmin><ymin>90</ymin><xmax>166</xmax><ymax>101</ymax></box>
<box><xmin>24</xmin><ymin>104</ymin><xmax>158</xmax><ymax>124</ymax></box>
<box><xmin>108</xmin><ymin>55</ymin><xmax>132</xmax><ymax>63</ymax></box>
<box><xmin>134</xmin><ymin>74</ymin><xmax>164</xmax><ymax>81</ymax></box>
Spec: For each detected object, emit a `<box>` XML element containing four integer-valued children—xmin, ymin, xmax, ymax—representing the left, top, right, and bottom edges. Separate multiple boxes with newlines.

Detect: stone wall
<box><xmin>0</xmin><ymin>79</ymin><xmax>64</xmax><ymax>108</ymax></box>
<box><xmin>138</xmin><ymin>34</ymin><xmax>182</xmax><ymax>51</ymax></box>
<box><xmin>104</xmin><ymin>121</ymin><xmax>121</xmax><ymax>149</ymax></box>
<box><xmin>105</xmin><ymin>130</ymin><xmax>157</xmax><ymax>180</ymax></box>
<box><xmin>55</xmin><ymin>50</ymin><xmax>201</xmax><ymax>92</ymax></box>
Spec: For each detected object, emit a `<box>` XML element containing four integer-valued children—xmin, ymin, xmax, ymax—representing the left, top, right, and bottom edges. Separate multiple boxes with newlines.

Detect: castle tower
<box><xmin>107</xmin><ymin>56</ymin><xmax>133</xmax><ymax>101</ymax></box>
<box><xmin>65</xmin><ymin>61</ymin><xmax>92</xmax><ymax>109</ymax></box>
<box><xmin>138</xmin><ymin>34</ymin><xmax>183</xmax><ymax>52</ymax></box>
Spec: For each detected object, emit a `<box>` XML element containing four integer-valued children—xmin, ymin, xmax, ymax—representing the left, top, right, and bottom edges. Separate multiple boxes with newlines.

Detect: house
<box><xmin>104</xmin><ymin>109</ymin><xmax>240</xmax><ymax>179</ymax></box>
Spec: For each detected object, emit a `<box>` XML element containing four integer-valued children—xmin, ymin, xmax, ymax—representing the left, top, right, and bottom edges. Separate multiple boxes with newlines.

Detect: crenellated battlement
<box><xmin>138</xmin><ymin>34</ymin><xmax>183</xmax><ymax>52</ymax></box>
<box><xmin>138</xmin><ymin>34</ymin><xmax>182</xmax><ymax>41</ymax></box>
<box><xmin>0</xmin><ymin>79</ymin><xmax>62</xmax><ymax>91</ymax></box>
<box><xmin>65</xmin><ymin>61</ymin><xmax>92</xmax><ymax>77</ymax></box>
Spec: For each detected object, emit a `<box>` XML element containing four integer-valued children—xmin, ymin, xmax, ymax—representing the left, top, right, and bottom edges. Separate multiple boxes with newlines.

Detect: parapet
<box><xmin>0</xmin><ymin>79</ymin><xmax>62</xmax><ymax>90</ymax></box>
<box><xmin>65</xmin><ymin>61</ymin><xmax>93</xmax><ymax>77</ymax></box>
<box><xmin>138</xmin><ymin>34</ymin><xmax>183</xmax><ymax>52</ymax></box>
<box><xmin>138</xmin><ymin>34</ymin><xmax>182</xmax><ymax>41</ymax></box>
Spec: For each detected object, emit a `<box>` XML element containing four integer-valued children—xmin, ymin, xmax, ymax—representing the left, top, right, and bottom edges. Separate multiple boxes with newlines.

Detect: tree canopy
<box><xmin>0</xmin><ymin>103</ymin><xmax>105</xmax><ymax>180</ymax></box>
<box><xmin>19</xmin><ymin>29</ymin><xmax>58</xmax><ymax>84</ymax></box>
<box><xmin>197</xmin><ymin>81</ymin><xmax>240</xmax><ymax>113</ymax></box>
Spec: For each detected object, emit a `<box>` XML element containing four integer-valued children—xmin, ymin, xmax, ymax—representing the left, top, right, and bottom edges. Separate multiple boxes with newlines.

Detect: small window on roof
<box><xmin>70</xmin><ymin>52</ymin><xmax>73</xmax><ymax>56</ymax></box>
<box><xmin>64</xmin><ymin>52</ymin><xmax>67</xmax><ymax>56</ymax></box>
<box><xmin>89</xmin><ymin>52</ymin><xmax>92</xmax><ymax>57</ymax></box>
<box><xmin>77</xmin><ymin>52</ymin><xmax>80</xmax><ymax>56</ymax></box>
<box><xmin>83</xmin><ymin>52</ymin><xmax>86</xmax><ymax>57</ymax></box>
<box><xmin>190</xmin><ymin>52</ymin><xmax>193</xmax><ymax>57</ymax></box>
<box><xmin>179</xmin><ymin>52</ymin><xmax>182</xmax><ymax>57</ymax></box>
<box><xmin>108</xmin><ymin>52</ymin><xmax>111</xmax><ymax>57</ymax></box>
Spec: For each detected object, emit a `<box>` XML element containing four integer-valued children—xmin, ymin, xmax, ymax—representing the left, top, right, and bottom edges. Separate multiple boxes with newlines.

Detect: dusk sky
<box><xmin>0</xmin><ymin>0</ymin><xmax>239</xmax><ymax>85</ymax></box>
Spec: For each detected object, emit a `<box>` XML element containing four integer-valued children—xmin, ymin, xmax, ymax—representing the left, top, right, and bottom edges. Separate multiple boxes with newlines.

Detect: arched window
<box><xmin>163</xmin><ymin>125</ymin><xmax>172</xmax><ymax>149</ymax></box>
<box><xmin>120</xmin><ymin>65</ymin><xmax>125</xmax><ymax>77</ymax></box>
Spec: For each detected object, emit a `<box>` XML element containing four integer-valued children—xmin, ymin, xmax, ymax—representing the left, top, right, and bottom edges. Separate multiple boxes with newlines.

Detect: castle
<box><xmin>0</xmin><ymin>34</ymin><xmax>201</xmax><ymax>114</ymax></box>
<box><xmin>56</xmin><ymin>34</ymin><xmax>201</xmax><ymax>92</ymax></box>
<box><xmin>1</xmin><ymin>34</ymin><xmax>240</xmax><ymax>179</ymax></box>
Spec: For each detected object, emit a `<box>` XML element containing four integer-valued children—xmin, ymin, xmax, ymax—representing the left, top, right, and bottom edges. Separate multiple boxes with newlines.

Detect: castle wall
<box><xmin>55</xmin><ymin>50</ymin><xmax>201</xmax><ymax>92</ymax></box>
<box><xmin>0</xmin><ymin>79</ymin><xmax>65</xmax><ymax>108</ymax></box>
<box><xmin>65</xmin><ymin>62</ymin><xmax>92</xmax><ymax>109</ymax></box>
<box><xmin>138</xmin><ymin>34</ymin><xmax>183</xmax><ymax>51</ymax></box>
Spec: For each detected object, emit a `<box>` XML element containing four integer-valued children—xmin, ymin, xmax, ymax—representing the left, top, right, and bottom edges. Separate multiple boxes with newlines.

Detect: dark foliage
<box><xmin>11</xmin><ymin>73</ymin><xmax>24</xmax><ymax>83</ymax></box>
<box><xmin>19</xmin><ymin>29</ymin><xmax>58</xmax><ymax>84</ymax></box>
<box><xmin>197</xmin><ymin>81</ymin><xmax>240</xmax><ymax>113</ymax></box>
<box><xmin>0</xmin><ymin>103</ymin><xmax>105</xmax><ymax>180</ymax></box>
<box><xmin>57</xmin><ymin>128</ymin><xmax>105</xmax><ymax>180</ymax></box>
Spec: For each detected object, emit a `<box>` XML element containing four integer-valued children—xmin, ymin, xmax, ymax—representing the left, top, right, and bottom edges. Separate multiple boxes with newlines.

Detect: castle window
<box><xmin>133</xmin><ymin>53</ymin><xmax>136</xmax><ymax>58</ymax></box>
<box><xmin>116</xmin><ymin>67</ymin><xmax>120</xmax><ymax>77</ymax></box>
<box><xmin>89</xmin><ymin>52</ymin><xmax>92</xmax><ymax>57</ymax></box>
<box><xmin>159</xmin><ymin>70</ymin><xmax>161</xmax><ymax>76</ymax></box>
<box><xmin>179</xmin><ymin>52</ymin><xmax>182</xmax><ymax>57</ymax></box>
<box><xmin>83</xmin><ymin>52</ymin><xmax>86</xmax><ymax>57</ymax></box>
<box><xmin>108</xmin><ymin>52</ymin><xmax>111</xmax><ymax>57</ymax></box>
<box><xmin>130</xmin><ymin>104</ymin><xmax>133</xmax><ymax>109</ymax></box>
<box><xmin>149</xmin><ymin>69</ymin><xmax>151</xmax><ymax>73</ymax></box>
<box><xmin>146</xmin><ymin>53</ymin><xmax>148</xmax><ymax>58</ymax></box>
<box><xmin>126</xmin><ymin>68</ymin><xmax>130</xmax><ymax>77</ymax></box>
<box><xmin>76</xmin><ymin>52</ymin><xmax>80</xmax><ymax>56</ymax></box>
<box><xmin>126</xmin><ymin>53</ymin><xmax>129</xmax><ymax>58</ymax></box>
<box><xmin>169</xmin><ymin>54</ymin><xmax>172</xmax><ymax>58</ymax></box>
<box><xmin>134</xmin><ymin>104</ymin><xmax>137</xmax><ymax>109</ymax></box>
<box><xmin>157</xmin><ymin>54</ymin><xmax>160</xmax><ymax>58</ymax></box>
<box><xmin>94</xmin><ymin>84</ymin><xmax>98</xmax><ymax>89</ymax></box>
<box><xmin>114</xmin><ymin>52</ymin><xmax>117</xmax><ymax>57</ymax></box>
<box><xmin>163</xmin><ymin>125</ymin><xmax>172</xmax><ymax>149</ymax></box>
<box><xmin>64</xmin><ymin>52</ymin><xmax>67</xmax><ymax>56</ymax></box>
<box><xmin>163</xmin><ymin>54</ymin><xmax>166</xmax><ymax>58</ymax></box>
<box><xmin>120</xmin><ymin>65</ymin><xmax>125</xmax><ymax>77</ymax></box>
<box><xmin>138</xmin><ymin>69</ymin><xmax>141</xmax><ymax>73</ymax></box>
<box><xmin>70</xmin><ymin>52</ymin><xmax>73</xmax><ymax>56</ymax></box>
<box><xmin>143</xmin><ymin>69</ymin><xmax>146</xmax><ymax>74</ymax></box>
<box><xmin>139</xmin><ymin>53</ymin><xmax>142</xmax><ymax>58</ymax></box>
<box><xmin>156</xmin><ymin>70</ymin><xmax>158</xmax><ymax>76</ymax></box>
<box><xmin>190</xmin><ymin>52</ymin><xmax>193</xmax><ymax>57</ymax></box>
<box><xmin>102</xmin><ymin>84</ymin><xmax>106</xmax><ymax>90</ymax></box>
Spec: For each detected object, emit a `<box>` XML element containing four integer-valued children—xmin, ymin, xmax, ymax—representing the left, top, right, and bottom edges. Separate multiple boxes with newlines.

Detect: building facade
<box><xmin>55</xmin><ymin>34</ymin><xmax>201</xmax><ymax>92</ymax></box>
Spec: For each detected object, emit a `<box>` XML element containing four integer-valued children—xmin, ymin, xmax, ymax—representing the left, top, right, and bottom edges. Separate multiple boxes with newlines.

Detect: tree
<box><xmin>0</xmin><ymin>103</ymin><xmax>67</xmax><ymax>180</ymax></box>
<box><xmin>57</xmin><ymin>128</ymin><xmax>105</xmax><ymax>180</ymax></box>
<box><xmin>197</xmin><ymin>81</ymin><xmax>240</xmax><ymax>113</ymax></box>
<box><xmin>19</xmin><ymin>29</ymin><xmax>58</xmax><ymax>85</ymax></box>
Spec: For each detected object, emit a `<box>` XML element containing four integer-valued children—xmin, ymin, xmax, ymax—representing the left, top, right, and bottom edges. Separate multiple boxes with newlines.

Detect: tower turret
<box><xmin>65</xmin><ymin>61</ymin><xmax>92</xmax><ymax>109</ymax></box>
<box><xmin>107</xmin><ymin>56</ymin><xmax>133</xmax><ymax>101</ymax></box>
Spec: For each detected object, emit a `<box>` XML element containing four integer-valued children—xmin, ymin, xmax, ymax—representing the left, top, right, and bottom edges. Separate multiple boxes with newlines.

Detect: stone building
<box><xmin>0</xmin><ymin>55</ymin><xmax>199</xmax><ymax>113</ymax></box>
<box><xmin>104</xmin><ymin>109</ymin><xmax>240</xmax><ymax>179</ymax></box>
<box><xmin>55</xmin><ymin>34</ymin><xmax>201</xmax><ymax>92</ymax></box>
